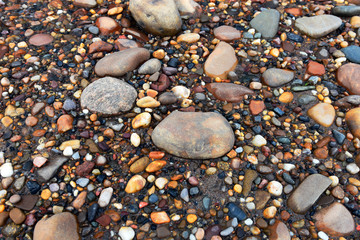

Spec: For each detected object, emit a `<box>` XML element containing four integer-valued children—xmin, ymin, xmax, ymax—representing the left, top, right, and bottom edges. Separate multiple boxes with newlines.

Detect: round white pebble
<box><xmin>118</xmin><ymin>227</ymin><xmax>135</xmax><ymax>240</ymax></box>
<box><xmin>0</xmin><ymin>163</ymin><xmax>13</xmax><ymax>178</ymax></box>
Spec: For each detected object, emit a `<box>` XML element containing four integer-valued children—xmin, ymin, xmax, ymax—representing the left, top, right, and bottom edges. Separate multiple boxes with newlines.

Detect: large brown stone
<box><xmin>287</xmin><ymin>174</ymin><xmax>332</xmax><ymax>214</ymax></box>
<box><xmin>95</xmin><ymin>17</ymin><xmax>121</xmax><ymax>35</ymax></box>
<box><xmin>94</xmin><ymin>48</ymin><xmax>150</xmax><ymax>77</ymax></box>
<box><xmin>33</xmin><ymin>212</ymin><xmax>80</xmax><ymax>240</ymax></box>
<box><xmin>314</xmin><ymin>202</ymin><xmax>355</xmax><ymax>237</ymax></box>
<box><xmin>151</xmin><ymin>111</ymin><xmax>235</xmax><ymax>159</ymax></box>
<box><xmin>214</xmin><ymin>26</ymin><xmax>241</xmax><ymax>42</ymax></box>
<box><xmin>307</xmin><ymin>103</ymin><xmax>335</xmax><ymax>127</ymax></box>
<box><xmin>345</xmin><ymin>107</ymin><xmax>360</xmax><ymax>138</ymax></box>
<box><xmin>206</xmin><ymin>83</ymin><xmax>254</xmax><ymax>103</ymax></box>
<box><xmin>204</xmin><ymin>41</ymin><xmax>238</xmax><ymax>79</ymax></box>
<box><xmin>336</xmin><ymin>63</ymin><xmax>360</xmax><ymax>95</ymax></box>
<box><xmin>262</xmin><ymin>68</ymin><xmax>294</xmax><ymax>87</ymax></box>
<box><xmin>129</xmin><ymin>0</ymin><xmax>182</xmax><ymax>36</ymax></box>
<box><xmin>80</xmin><ymin>77</ymin><xmax>137</xmax><ymax>115</ymax></box>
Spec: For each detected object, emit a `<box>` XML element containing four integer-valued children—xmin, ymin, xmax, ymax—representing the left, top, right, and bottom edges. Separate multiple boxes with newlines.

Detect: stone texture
<box><xmin>306</xmin><ymin>61</ymin><xmax>325</xmax><ymax>76</ymax></box>
<box><xmin>345</xmin><ymin>107</ymin><xmax>360</xmax><ymax>138</ymax></box>
<box><xmin>129</xmin><ymin>0</ymin><xmax>182</xmax><ymax>36</ymax></box>
<box><xmin>204</xmin><ymin>41</ymin><xmax>238</xmax><ymax>79</ymax></box>
<box><xmin>138</xmin><ymin>59</ymin><xmax>161</xmax><ymax>75</ymax></box>
<box><xmin>314</xmin><ymin>202</ymin><xmax>355</xmax><ymax>237</ymax></box>
<box><xmin>33</xmin><ymin>212</ymin><xmax>80</xmax><ymax>240</ymax></box>
<box><xmin>307</xmin><ymin>103</ymin><xmax>335</xmax><ymax>127</ymax></box>
<box><xmin>151</xmin><ymin>111</ymin><xmax>235</xmax><ymax>159</ymax></box>
<box><xmin>95</xmin><ymin>48</ymin><xmax>150</xmax><ymax>77</ymax></box>
<box><xmin>250</xmin><ymin>9</ymin><xmax>280</xmax><ymax>39</ymax></box>
<box><xmin>295</xmin><ymin>15</ymin><xmax>342</xmax><ymax>38</ymax></box>
<box><xmin>205</xmin><ymin>83</ymin><xmax>254</xmax><ymax>103</ymax></box>
<box><xmin>262</xmin><ymin>68</ymin><xmax>294</xmax><ymax>87</ymax></box>
<box><xmin>80</xmin><ymin>77</ymin><xmax>137</xmax><ymax>115</ymax></box>
<box><xmin>214</xmin><ymin>26</ymin><xmax>241</xmax><ymax>41</ymax></box>
<box><xmin>337</xmin><ymin>63</ymin><xmax>360</xmax><ymax>95</ymax></box>
<box><xmin>287</xmin><ymin>174</ymin><xmax>332</xmax><ymax>214</ymax></box>
<box><xmin>29</xmin><ymin>34</ymin><xmax>54</xmax><ymax>46</ymax></box>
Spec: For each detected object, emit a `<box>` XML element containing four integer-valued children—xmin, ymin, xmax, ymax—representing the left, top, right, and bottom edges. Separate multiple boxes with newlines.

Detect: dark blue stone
<box><xmin>27</xmin><ymin>181</ymin><xmax>40</xmax><ymax>194</ymax></box>
<box><xmin>287</xmin><ymin>33</ymin><xmax>304</xmax><ymax>43</ymax></box>
<box><xmin>332</xmin><ymin>130</ymin><xmax>346</xmax><ymax>145</ymax></box>
<box><xmin>273</xmin><ymin>107</ymin><xmax>284</xmax><ymax>116</ymax></box>
<box><xmin>227</xmin><ymin>202</ymin><xmax>246</xmax><ymax>221</ymax></box>
<box><xmin>149</xmin><ymin>194</ymin><xmax>159</xmax><ymax>203</ymax></box>
<box><xmin>167</xmin><ymin>58</ymin><xmax>180</xmax><ymax>68</ymax></box>
<box><xmin>87</xmin><ymin>203</ymin><xmax>99</xmax><ymax>221</ymax></box>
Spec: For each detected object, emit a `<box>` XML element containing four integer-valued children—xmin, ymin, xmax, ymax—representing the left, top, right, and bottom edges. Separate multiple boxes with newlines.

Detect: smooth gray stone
<box><xmin>295</xmin><ymin>15</ymin><xmax>342</xmax><ymax>38</ymax></box>
<box><xmin>332</xmin><ymin>5</ymin><xmax>360</xmax><ymax>17</ymax></box>
<box><xmin>287</xmin><ymin>174</ymin><xmax>332</xmax><ymax>214</ymax></box>
<box><xmin>250</xmin><ymin>9</ymin><xmax>280</xmax><ymax>39</ymax></box>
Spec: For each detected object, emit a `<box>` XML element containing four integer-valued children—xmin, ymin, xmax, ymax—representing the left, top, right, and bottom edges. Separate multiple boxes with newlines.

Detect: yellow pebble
<box><xmin>0</xmin><ymin>205</ymin><xmax>4</xmax><ymax>213</ymax></box>
<box><xmin>41</xmin><ymin>189</ymin><xmax>52</xmax><ymax>200</ymax></box>
<box><xmin>234</xmin><ymin>184</ymin><xmax>242</xmax><ymax>193</ymax></box>
<box><xmin>24</xmin><ymin>54</ymin><xmax>31</xmax><ymax>60</ymax></box>
<box><xmin>270</xmin><ymin>48</ymin><xmax>279</xmax><ymax>57</ymax></box>
<box><xmin>187</xmin><ymin>214</ymin><xmax>197</xmax><ymax>223</ymax></box>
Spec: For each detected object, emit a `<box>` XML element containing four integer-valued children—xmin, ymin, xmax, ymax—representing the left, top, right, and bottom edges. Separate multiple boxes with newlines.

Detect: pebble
<box><xmin>307</xmin><ymin>103</ymin><xmax>335</xmax><ymax>127</ymax></box>
<box><xmin>204</xmin><ymin>41</ymin><xmax>237</xmax><ymax>79</ymax></box>
<box><xmin>295</xmin><ymin>15</ymin><xmax>342</xmax><ymax>38</ymax></box>
<box><xmin>250</xmin><ymin>9</ymin><xmax>280</xmax><ymax>39</ymax></box>
<box><xmin>119</xmin><ymin>227</ymin><xmax>135</xmax><ymax>240</ymax></box>
<box><xmin>314</xmin><ymin>202</ymin><xmax>355</xmax><ymax>237</ymax></box>
<box><xmin>206</xmin><ymin>83</ymin><xmax>254</xmax><ymax>103</ymax></box>
<box><xmin>287</xmin><ymin>174</ymin><xmax>332</xmax><ymax>214</ymax></box>
<box><xmin>345</xmin><ymin>107</ymin><xmax>360</xmax><ymax>138</ymax></box>
<box><xmin>125</xmin><ymin>175</ymin><xmax>146</xmax><ymax>193</ymax></box>
<box><xmin>138</xmin><ymin>59</ymin><xmax>161</xmax><ymax>75</ymax></box>
<box><xmin>81</xmin><ymin>77</ymin><xmax>137</xmax><ymax>114</ymax></box>
<box><xmin>33</xmin><ymin>212</ymin><xmax>80</xmax><ymax>240</ymax></box>
<box><xmin>151</xmin><ymin>111</ymin><xmax>234</xmax><ymax>159</ymax></box>
<box><xmin>0</xmin><ymin>163</ymin><xmax>13</xmax><ymax>178</ymax></box>
<box><xmin>130</xmin><ymin>0</ymin><xmax>182</xmax><ymax>36</ymax></box>
<box><xmin>95</xmin><ymin>48</ymin><xmax>150</xmax><ymax>77</ymax></box>
<box><xmin>214</xmin><ymin>26</ymin><xmax>241</xmax><ymax>41</ymax></box>
<box><xmin>262</xmin><ymin>68</ymin><xmax>294</xmax><ymax>87</ymax></box>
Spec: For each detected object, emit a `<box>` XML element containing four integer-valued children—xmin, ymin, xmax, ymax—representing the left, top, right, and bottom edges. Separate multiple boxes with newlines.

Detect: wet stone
<box><xmin>94</xmin><ymin>48</ymin><xmax>150</xmax><ymax>77</ymax></box>
<box><xmin>295</xmin><ymin>15</ymin><xmax>342</xmax><ymax>38</ymax></box>
<box><xmin>33</xmin><ymin>212</ymin><xmax>80</xmax><ymax>240</ymax></box>
<box><xmin>342</xmin><ymin>45</ymin><xmax>360</xmax><ymax>64</ymax></box>
<box><xmin>287</xmin><ymin>174</ymin><xmax>332</xmax><ymax>214</ymax></box>
<box><xmin>314</xmin><ymin>202</ymin><xmax>355</xmax><ymax>237</ymax></box>
<box><xmin>80</xmin><ymin>77</ymin><xmax>137</xmax><ymax>115</ymax></box>
<box><xmin>332</xmin><ymin>5</ymin><xmax>360</xmax><ymax>17</ymax></box>
<box><xmin>151</xmin><ymin>111</ymin><xmax>235</xmax><ymax>159</ymax></box>
<box><xmin>129</xmin><ymin>0</ymin><xmax>182</xmax><ymax>36</ymax></box>
<box><xmin>250</xmin><ymin>9</ymin><xmax>280</xmax><ymax>39</ymax></box>
<box><xmin>204</xmin><ymin>41</ymin><xmax>238</xmax><ymax>79</ymax></box>
<box><xmin>214</xmin><ymin>26</ymin><xmax>241</xmax><ymax>41</ymax></box>
<box><xmin>29</xmin><ymin>34</ymin><xmax>54</xmax><ymax>46</ymax></box>
<box><xmin>206</xmin><ymin>83</ymin><xmax>254</xmax><ymax>103</ymax></box>
<box><xmin>262</xmin><ymin>68</ymin><xmax>294</xmax><ymax>87</ymax></box>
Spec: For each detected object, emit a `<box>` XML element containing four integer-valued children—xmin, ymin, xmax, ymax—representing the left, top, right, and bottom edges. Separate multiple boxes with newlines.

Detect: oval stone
<box><xmin>151</xmin><ymin>111</ymin><xmax>235</xmax><ymax>159</ymax></box>
<box><xmin>204</xmin><ymin>41</ymin><xmax>238</xmax><ymax>79</ymax></box>
<box><xmin>262</xmin><ymin>68</ymin><xmax>294</xmax><ymax>87</ymax></box>
<box><xmin>29</xmin><ymin>34</ymin><xmax>54</xmax><ymax>46</ymax></box>
<box><xmin>206</xmin><ymin>83</ymin><xmax>254</xmax><ymax>103</ymax></box>
<box><xmin>214</xmin><ymin>26</ymin><xmax>241</xmax><ymax>41</ymax></box>
<box><xmin>95</xmin><ymin>48</ymin><xmax>150</xmax><ymax>77</ymax></box>
<box><xmin>129</xmin><ymin>0</ymin><xmax>182</xmax><ymax>36</ymax></box>
<box><xmin>80</xmin><ymin>77</ymin><xmax>137</xmax><ymax>115</ymax></box>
